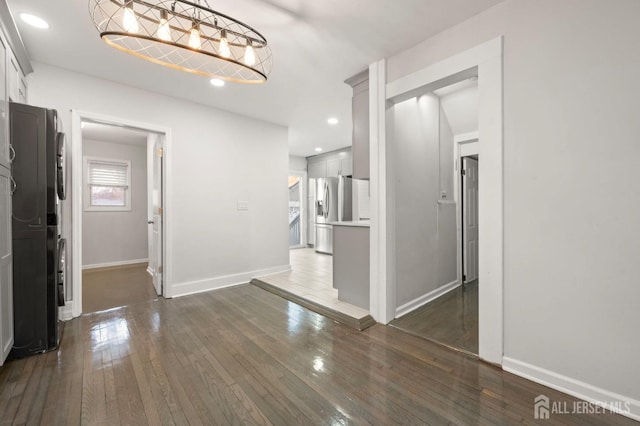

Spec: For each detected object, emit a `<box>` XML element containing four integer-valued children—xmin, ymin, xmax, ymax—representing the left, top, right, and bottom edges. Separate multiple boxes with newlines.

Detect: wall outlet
<box><xmin>440</xmin><ymin>191</ymin><xmax>448</xmax><ymax>199</ymax></box>
<box><xmin>237</xmin><ymin>201</ymin><xmax>249</xmax><ymax>211</ymax></box>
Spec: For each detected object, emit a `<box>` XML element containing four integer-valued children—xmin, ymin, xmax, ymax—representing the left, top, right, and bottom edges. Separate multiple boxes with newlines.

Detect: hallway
<box><xmin>82</xmin><ymin>263</ymin><xmax>157</xmax><ymax>313</ymax></box>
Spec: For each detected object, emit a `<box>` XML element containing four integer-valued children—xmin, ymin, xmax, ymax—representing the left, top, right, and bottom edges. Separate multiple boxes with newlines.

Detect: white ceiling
<box><xmin>82</xmin><ymin>121</ymin><xmax>150</xmax><ymax>146</ymax></box>
<box><xmin>435</xmin><ymin>79</ymin><xmax>478</xmax><ymax>136</ymax></box>
<box><xmin>9</xmin><ymin>0</ymin><xmax>503</xmax><ymax>157</ymax></box>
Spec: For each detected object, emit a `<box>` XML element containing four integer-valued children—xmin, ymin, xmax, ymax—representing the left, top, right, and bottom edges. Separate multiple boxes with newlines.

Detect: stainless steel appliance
<box><xmin>9</xmin><ymin>102</ymin><xmax>66</xmax><ymax>358</ymax></box>
<box><xmin>315</xmin><ymin>176</ymin><xmax>352</xmax><ymax>254</ymax></box>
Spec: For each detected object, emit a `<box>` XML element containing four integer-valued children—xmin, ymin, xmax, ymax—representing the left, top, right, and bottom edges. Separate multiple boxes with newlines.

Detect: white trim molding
<box><xmin>395</xmin><ymin>280</ymin><xmax>461</xmax><ymax>319</ymax></box>
<box><xmin>369</xmin><ymin>58</ymin><xmax>396</xmax><ymax>324</ymax></box>
<box><xmin>82</xmin><ymin>259</ymin><xmax>148</xmax><ymax>270</ymax></box>
<box><xmin>71</xmin><ymin>110</ymin><xmax>173</xmax><ymax>317</ymax></box>
<box><xmin>58</xmin><ymin>305</ymin><xmax>73</xmax><ymax>322</ymax></box>
<box><xmin>372</xmin><ymin>36</ymin><xmax>504</xmax><ymax>365</ymax></box>
<box><xmin>503</xmin><ymin>357</ymin><xmax>640</xmax><ymax>422</ymax></box>
<box><xmin>171</xmin><ymin>265</ymin><xmax>291</xmax><ymax>298</ymax></box>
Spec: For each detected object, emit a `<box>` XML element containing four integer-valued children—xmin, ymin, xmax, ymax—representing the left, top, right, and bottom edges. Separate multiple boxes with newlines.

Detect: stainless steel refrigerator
<box><xmin>315</xmin><ymin>176</ymin><xmax>352</xmax><ymax>254</ymax></box>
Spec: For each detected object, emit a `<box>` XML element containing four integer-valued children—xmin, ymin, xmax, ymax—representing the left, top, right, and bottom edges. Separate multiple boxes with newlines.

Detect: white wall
<box><xmin>82</xmin><ymin>139</ymin><xmax>148</xmax><ymax>267</ymax></box>
<box><xmin>392</xmin><ymin>94</ymin><xmax>457</xmax><ymax>307</ymax></box>
<box><xmin>387</xmin><ymin>0</ymin><xmax>640</xmax><ymax>410</ymax></box>
<box><xmin>27</xmin><ymin>62</ymin><xmax>289</xmax><ymax>298</ymax></box>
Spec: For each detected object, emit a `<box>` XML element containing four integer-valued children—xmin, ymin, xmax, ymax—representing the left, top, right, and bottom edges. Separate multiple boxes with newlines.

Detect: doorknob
<box><xmin>147</xmin><ymin>220</ymin><xmax>154</xmax><ymax>224</ymax></box>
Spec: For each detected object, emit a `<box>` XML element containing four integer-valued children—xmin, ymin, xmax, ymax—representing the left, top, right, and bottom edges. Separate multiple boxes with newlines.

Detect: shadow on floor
<box><xmin>390</xmin><ymin>281</ymin><xmax>478</xmax><ymax>355</ymax></box>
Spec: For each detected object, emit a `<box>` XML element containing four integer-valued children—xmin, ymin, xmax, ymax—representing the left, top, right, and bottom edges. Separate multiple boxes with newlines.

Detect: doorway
<box><xmin>370</xmin><ymin>37</ymin><xmax>503</xmax><ymax>364</ymax></box>
<box><xmin>288</xmin><ymin>171</ymin><xmax>306</xmax><ymax>249</ymax></box>
<box><xmin>389</xmin><ymin>78</ymin><xmax>480</xmax><ymax>355</ymax></box>
<box><xmin>69</xmin><ymin>111</ymin><xmax>171</xmax><ymax>318</ymax></box>
<box><xmin>80</xmin><ymin>121</ymin><xmax>162</xmax><ymax>313</ymax></box>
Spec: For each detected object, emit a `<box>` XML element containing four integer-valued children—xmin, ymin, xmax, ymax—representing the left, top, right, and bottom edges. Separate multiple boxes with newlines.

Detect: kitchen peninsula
<box><xmin>331</xmin><ymin>221</ymin><xmax>370</xmax><ymax>309</ymax></box>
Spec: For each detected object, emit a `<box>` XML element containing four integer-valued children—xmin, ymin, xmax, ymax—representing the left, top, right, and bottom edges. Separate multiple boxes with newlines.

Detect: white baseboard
<box><xmin>395</xmin><ymin>280</ymin><xmax>461</xmax><ymax>318</ymax></box>
<box><xmin>83</xmin><ymin>258</ymin><xmax>148</xmax><ymax>270</ymax></box>
<box><xmin>146</xmin><ymin>266</ymin><xmax>154</xmax><ymax>276</ymax></box>
<box><xmin>171</xmin><ymin>264</ymin><xmax>291</xmax><ymax>298</ymax></box>
<box><xmin>503</xmin><ymin>357</ymin><xmax>640</xmax><ymax>422</ymax></box>
<box><xmin>59</xmin><ymin>305</ymin><xmax>73</xmax><ymax>321</ymax></box>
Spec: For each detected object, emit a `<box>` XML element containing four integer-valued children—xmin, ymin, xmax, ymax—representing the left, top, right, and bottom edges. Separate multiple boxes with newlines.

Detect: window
<box><xmin>84</xmin><ymin>157</ymin><xmax>131</xmax><ymax>211</ymax></box>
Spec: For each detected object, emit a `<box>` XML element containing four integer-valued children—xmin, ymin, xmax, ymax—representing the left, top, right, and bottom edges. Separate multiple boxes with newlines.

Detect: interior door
<box><xmin>462</xmin><ymin>157</ymin><xmax>479</xmax><ymax>283</ymax></box>
<box><xmin>148</xmin><ymin>139</ymin><xmax>163</xmax><ymax>296</ymax></box>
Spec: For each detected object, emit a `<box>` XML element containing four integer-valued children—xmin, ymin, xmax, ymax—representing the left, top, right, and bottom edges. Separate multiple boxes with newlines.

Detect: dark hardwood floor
<box><xmin>391</xmin><ymin>281</ymin><xmax>479</xmax><ymax>354</ymax></box>
<box><xmin>0</xmin><ymin>284</ymin><xmax>635</xmax><ymax>425</ymax></box>
<box><xmin>82</xmin><ymin>263</ymin><xmax>158</xmax><ymax>313</ymax></box>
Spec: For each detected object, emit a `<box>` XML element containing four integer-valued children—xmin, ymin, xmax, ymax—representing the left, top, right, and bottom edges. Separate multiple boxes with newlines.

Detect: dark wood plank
<box><xmin>0</xmin><ymin>283</ymin><xmax>636</xmax><ymax>426</ymax></box>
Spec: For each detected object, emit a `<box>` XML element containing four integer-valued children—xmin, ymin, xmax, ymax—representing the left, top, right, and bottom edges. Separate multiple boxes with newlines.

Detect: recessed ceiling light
<box><xmin>327</xmin><ymin>117</ymin><xmax>338</xmax><ymax>125</ymax></box>
<box><xmin>210</xmin><ymin>78</ymin><xmax>225</xmax><ymax>87</ymax></box>
<box><xmin>315</xmin><ymin>147</ymin><xmax>323</xmax><ymax>152</ymax></box>
<box><xmin>19</xmin><ymin>13</ymin><xmax>49</xmax><ymax>29</ymax></box>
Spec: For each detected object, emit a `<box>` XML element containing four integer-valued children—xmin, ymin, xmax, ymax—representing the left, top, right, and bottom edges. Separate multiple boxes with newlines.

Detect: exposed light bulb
<box><xmin>122</xmin><ymin>1</ymin><xmax>139</xmax><ymax>33</ymax></box>
<box><xmin>157</xmin><ymin>10</ymin><xmax>171</xmax><ymax>42</ymax></box>
<box><xmin>219</xmin><ymin>29</ymin><xmax>231</xmax><ymax>58</ymax></box>
<box><xmin>188</xmin><ymin>23</ymin><xmax>201</xmax><ymax>49</ymax></box>
<box><xmin>244</xmin><ymin>40</ymin><xmax>255</xmax><ymax>66</ymax></box>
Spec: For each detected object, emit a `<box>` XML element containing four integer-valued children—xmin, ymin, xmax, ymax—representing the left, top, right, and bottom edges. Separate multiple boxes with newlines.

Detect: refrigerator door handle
<box><xmin>324</xmin><ymin>183</ymin><xmax>329</xmax><ymax>218</ymax></box>
<box><xmin>338</xmin><ymin>176</ymin><xmax>343</xmax><ymax>222</ymax></box>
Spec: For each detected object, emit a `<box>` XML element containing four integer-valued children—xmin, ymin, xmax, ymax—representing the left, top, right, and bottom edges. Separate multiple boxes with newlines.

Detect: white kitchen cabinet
<box><xmin>341</xmin><ymin>158</ymin><xmax>353</xmax><ymax>176</ymax></box>
<box><xmin>326</xmin><ymin>158</ymin><xmax>341</xmax><ymax>177</ymax></box>
<box><xmin>308</xmin><ymin>161</ymin><xmax>326</xmax><ymax>179</ymax></box>
<box><xmin>0</xmin><ymin>165</ymin><xmax>12</xmax><ymax>365</ymax></box>
<box><xmin>18</xmin><ymin>72</ymin><xmax>26</xmax><ymax>103</ymax></box>
<box><xmin>0</xmin><ymin>35</ymin><xmax>7</xmax><ymax>170</ymax></box>
<box><xmin>7</xmin><ymin>50</ymin><xmax>18</xmax><ymax>102</ymax></box>
<box><xmin>308</xmin><ymin>149</ymin><xmax>352</xmax><ymax>179</ymax></box>
<box><xmin>346</xmin><ymin>70</ymin><xmax>370</xmax><ymax>180</ymax></box>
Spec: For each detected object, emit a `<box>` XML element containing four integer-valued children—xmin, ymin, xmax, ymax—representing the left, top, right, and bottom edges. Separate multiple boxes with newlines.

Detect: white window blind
<box><xmin>88</xmin><ymin>161</ymin><xmax>129</xmax><ymax>188</ymax></box>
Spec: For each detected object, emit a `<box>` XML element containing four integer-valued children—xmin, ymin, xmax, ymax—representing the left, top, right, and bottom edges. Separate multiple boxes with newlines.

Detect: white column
<box><xmin>369</xmin><ymin>59</ymin><xmax>396</xmax><ymax>324</ymax></box>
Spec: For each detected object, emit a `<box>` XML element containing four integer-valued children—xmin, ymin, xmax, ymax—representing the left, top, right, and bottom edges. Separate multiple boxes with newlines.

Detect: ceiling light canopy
<box><xmin>19</xmin><ymin>13</ymin><xmax>50</xmax><ymax>29</ymax></box>
<box><xmin>90</xmin><ymin>0</ymin><xmax>273</xmax><ymax>84</ymax></box>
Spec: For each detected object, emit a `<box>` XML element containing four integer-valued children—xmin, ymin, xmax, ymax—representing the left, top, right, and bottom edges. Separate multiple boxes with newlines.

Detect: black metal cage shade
<box><xmin>90</xmin><ymin>0</ymin><xmax>273</xmax><ymax>83</ymax></box>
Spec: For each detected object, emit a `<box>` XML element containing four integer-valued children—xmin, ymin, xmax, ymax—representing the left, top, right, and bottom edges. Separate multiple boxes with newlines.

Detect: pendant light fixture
<box><xmin>90</xmin><ymin>0</ymin><xmax>272</xmax><ymax>84</ymax></box>
<box><xmin>157</xmin><ymin>10</ymin><xmax>171</xmax><ymax>41</ymax></box>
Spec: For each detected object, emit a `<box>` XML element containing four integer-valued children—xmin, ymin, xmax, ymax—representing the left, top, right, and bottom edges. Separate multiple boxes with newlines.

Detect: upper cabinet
<box><xmin>7</xmin><ymin>49</ymin><xmax>26</xmax><ymax>103</ymax></box>
<box><xmin>0</xmin><ymin>35</ymin><xmax>7</xmax><ymax>170</ymax></box>
<box><xmin>345</xmin><ymin>70</ymin><xmax>370</xmax><ymax>180</ymax></box>
<box><xmin>0</xmin><ymin>30</ymin><xmax>29</xmax><ymax>169</ymax></box>
<box><xmin>307</xmin><ymin>149</ymin><xmax>352</xmax><ymax>179</ymax></box>
<box><xmin>308</xmin><ymin>161</ymin><xmax>327</xmax><ymax>179</ymax></box>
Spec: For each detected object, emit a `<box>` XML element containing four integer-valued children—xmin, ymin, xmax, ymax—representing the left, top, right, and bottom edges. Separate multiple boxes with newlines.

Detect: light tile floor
<box><xmin>256</xmin><ymin>248</ymin><xmax>371</xmax><ymax>320</ymax></box>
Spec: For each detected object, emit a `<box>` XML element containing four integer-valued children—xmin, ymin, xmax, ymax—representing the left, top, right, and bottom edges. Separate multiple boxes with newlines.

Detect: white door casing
<box><xmin>149</xmin><ymin>137</ymin><xmax>163</xmax><ymax>295</ymax></box>
<box><xmin>462</xmin><ymin>157</ymin><xmax>479</xmax><ymax>282</ymax></box>
<box><xmin>372</xmin><ymin>37</ymin><xmax>504</xmax><ymax>365</ymax></box>
<box><xmin>71</xmin><ymin>110</ymin><xmax>173</xmax><ymax>317</ymax></box>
